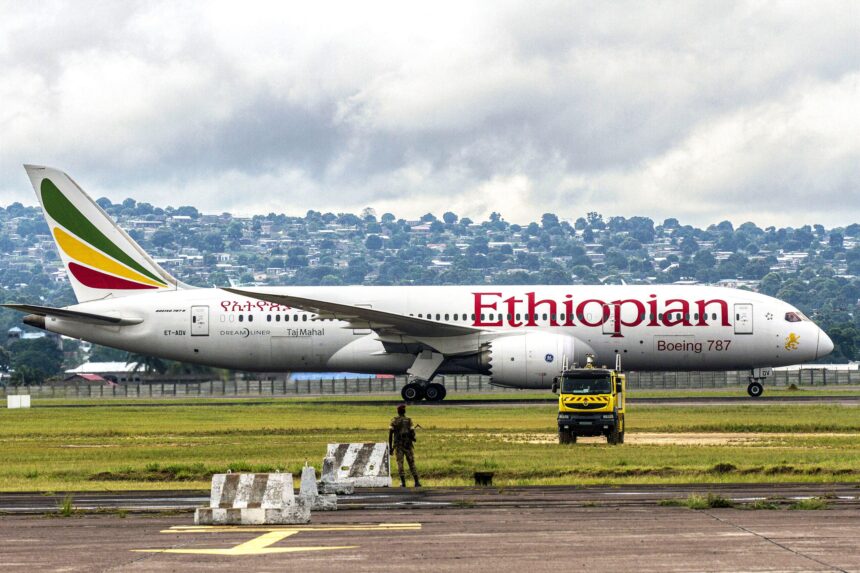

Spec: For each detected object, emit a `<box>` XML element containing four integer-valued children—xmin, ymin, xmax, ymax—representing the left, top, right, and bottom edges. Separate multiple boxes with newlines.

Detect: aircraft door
<box><xmin>602</xmin><ymin>304</ymin><xmax>616</xmax><ymax>336</ymax></box>
<box><xmin>191</xmin><ymin>305</ymin><xmax>209</xmax><ymax>336</ymax></box>
<box><xmin>734</xmin><ymin>303</ymin><xmax>753</xmax><ymax>335</ymax></box>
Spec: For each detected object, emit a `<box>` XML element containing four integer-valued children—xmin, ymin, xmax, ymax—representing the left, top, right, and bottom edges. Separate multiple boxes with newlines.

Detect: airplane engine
<box><xmin>487</xmin><ymin>332</ymin><xmax>585</xmax><ymax>389</ymax></box>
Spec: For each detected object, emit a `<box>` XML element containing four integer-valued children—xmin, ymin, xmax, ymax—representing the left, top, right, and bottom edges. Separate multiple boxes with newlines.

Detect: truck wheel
<box><xmin>617</xmin><ymin>431</ymin><xmax>625</xmax><ymax>444</ymax></box>
<box><xmin>559</xmin><ymin>429</ymin><xmax>574</xmax><ymax>444</ymax></box>
<box><xmin>401</xmin><ymin>383</ymin><xmax>425</xmax><ymax>402</ymax></box>
<box><xmin>747</xmin><ymin>381</ymin><xmax>764</xmax><ymax>398</ymax></box>
<box><xmin>607</xmin><ymin>428</ymin><xmax>621</xmax><ymax>445</ymax></box>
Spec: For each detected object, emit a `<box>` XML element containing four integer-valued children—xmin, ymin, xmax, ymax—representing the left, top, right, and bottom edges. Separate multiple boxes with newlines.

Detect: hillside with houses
<box><xmin>1</xmin><ymin>197</ymin><xmax>858</xmax><ymax>380</ymax></box>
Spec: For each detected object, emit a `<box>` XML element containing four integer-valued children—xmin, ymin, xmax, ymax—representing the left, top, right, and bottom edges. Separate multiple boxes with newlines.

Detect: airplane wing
<box><xmin>222</xmin><ymin>287</ymin><xmax>481</xmax><ymax>338</ymax></box>
<box><xmin>1</xmin><ymin>303</ymin><xmax>143</xmax><ymax>326</ymax></box>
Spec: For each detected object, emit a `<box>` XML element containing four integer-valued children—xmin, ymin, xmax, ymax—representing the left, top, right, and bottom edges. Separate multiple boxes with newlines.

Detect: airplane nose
<box><xmin>816</xmin><ymin>329</ymin><xmax>834</xmax><ymax>359</ymax></box>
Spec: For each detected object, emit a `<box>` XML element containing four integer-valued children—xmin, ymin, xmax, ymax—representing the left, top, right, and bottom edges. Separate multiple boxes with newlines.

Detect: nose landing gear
<box><xmin>747</xmin><ymin>381</ymin><xmax>764</xmax><ymax>398</ymax></box>
<box><xmin>747</xmin><ymin>367</ymin><xmax>773</xmax><ymax>398</ymax></box>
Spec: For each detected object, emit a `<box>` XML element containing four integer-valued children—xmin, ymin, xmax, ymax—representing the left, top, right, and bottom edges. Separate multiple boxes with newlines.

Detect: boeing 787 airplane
<box><xmin>3</xmin><ymin>166</ymin><xmax>833</xmax><ymax>401</ymax></box>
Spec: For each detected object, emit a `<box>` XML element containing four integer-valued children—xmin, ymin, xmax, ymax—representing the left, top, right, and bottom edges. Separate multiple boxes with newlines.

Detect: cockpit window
<box><xmin>784</xmin><ymin>312</ymin><xmax>802</xmax><ymax>323</ymax></box>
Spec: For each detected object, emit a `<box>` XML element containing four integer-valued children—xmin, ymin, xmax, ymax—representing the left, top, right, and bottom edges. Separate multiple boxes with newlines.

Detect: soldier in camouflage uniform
<box><xmin>389</xmin><ymin>403</ymin><xmax>421</xmax><ymax>487</ymax></box>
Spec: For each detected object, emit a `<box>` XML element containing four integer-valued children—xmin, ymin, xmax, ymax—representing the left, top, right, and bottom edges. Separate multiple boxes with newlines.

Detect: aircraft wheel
<box><xmin>424</xmin><ymin>383</ymin><xmax>446</xmax><ymax>402</ymax></box>
<box><xmin>401</xmin><ymin>383</ymin><xmax>425</xmax><ymax>402</ymax></box>
<box><xmin>747</xmin><ymin>381</ymin><xmax>764</xmax><ymax>398</ymax></box>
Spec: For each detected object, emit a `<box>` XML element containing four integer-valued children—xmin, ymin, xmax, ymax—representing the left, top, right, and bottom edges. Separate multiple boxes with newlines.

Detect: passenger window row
<box><xmin>219</xmin><ymin>313</ymin><xmax>315</xmax><ymax>323</ymax></box>
<box><xmin>405</xmin><ymin>312</ymin><xmax>721</xmax><ymax>323</ymax></box>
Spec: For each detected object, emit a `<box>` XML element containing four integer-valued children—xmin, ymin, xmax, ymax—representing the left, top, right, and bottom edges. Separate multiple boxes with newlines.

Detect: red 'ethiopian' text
<box><xmin>471</xmin><ymin>292</ymin><xmax>730</xmax><ymax>338</ymax></box>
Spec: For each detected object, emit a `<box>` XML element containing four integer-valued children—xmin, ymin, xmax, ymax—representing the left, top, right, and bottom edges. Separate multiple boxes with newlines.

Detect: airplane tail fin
<box><xmin>24</xmin><ymin>165</ymin><xmax>186</xmax><ymax>303</ymax></box>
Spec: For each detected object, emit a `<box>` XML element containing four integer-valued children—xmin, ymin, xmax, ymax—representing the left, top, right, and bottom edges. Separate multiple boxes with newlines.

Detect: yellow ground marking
<box><xmin>53</xmin><ymin>227</ymin><xmax>165</xmax><ymax>287</ymax></box>
<box><xmin>133</xmin><ymin>523</ymin><xmax>421</xmax><ymax>556</ymax></box>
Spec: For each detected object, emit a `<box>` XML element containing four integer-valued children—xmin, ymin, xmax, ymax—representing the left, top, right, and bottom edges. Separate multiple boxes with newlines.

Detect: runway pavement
<box><xmin>1</xmin><ymin>483</ymin><xmax>858</xmax><ymax>514</ymax></box>
<box><xmin>0</xmin><ymin>486</ymin><xmax>858</xmax><ymax>572</ymax></box>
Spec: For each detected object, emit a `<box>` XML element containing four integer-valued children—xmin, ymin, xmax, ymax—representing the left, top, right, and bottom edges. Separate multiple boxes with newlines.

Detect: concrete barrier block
<box><xmin>6</xmin><ymin>395</ymin><xmax>30</xmax><ymax>409</ymax></box>
<box><xmin>319</xmin><ymin>454</ymin><xmax>354</xmax><ymax>494</ymax></box>
<box><xmin>321</xmin><ymin>443</ymin><xmax>392</xmax><ymax>488</ymax></box>
<box><xmin>319</xmin><ymin>481</ymin><xmax>354</xmax><ymax>495</ymax></box>
<box><xmin>195</xmin><ymin>473</ymin><xmax>310</xmax><ymax>525</ymax></box>
<box><xmin>299</xmin><ymin>464</ymin><xmax>337</xmax><ymax>511</ymax></box>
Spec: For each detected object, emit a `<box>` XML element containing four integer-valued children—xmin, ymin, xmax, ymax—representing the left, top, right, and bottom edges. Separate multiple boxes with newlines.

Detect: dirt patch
<box><xmin>626</xmin><ymin>433</ymin><xmax>763</xmax><ymax>445</ymax></box>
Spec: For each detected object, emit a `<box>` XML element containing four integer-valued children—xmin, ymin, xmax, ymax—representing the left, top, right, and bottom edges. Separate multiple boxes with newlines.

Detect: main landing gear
<box><xmin>401</xmin><ymin>381</ymin><xmax>447</xmax><ymax>402</ymax></box>
<box><xmin>746</xmin><ymin>367</ymin><xmax>773</xmax><ymax>398</ymax></box>
<box><xmin>402</xmin><ymin>350</ymin><xmax>448</xmax><ymax>402</ymax></box>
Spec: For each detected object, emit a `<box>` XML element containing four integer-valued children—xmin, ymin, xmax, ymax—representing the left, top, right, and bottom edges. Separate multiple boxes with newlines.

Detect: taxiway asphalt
<box><xmin>1</xmin><ymin>483</ymin><xmax>859</xmax><ymax>514</ymax></box>
<box><xmin>1</xmin><ymin>486</ymin><xmax>858</xmax><ymax>572</ymax></box>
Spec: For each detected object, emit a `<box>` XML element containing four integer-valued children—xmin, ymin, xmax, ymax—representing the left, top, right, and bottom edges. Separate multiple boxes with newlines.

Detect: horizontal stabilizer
<box><xmin>1</xmin><ymin>304</ymin><xmax>143</xmax><ymax>326</ymax></box>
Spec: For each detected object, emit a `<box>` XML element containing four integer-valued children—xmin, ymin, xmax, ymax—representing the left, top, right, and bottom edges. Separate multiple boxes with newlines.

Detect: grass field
<box><xmin>0</xmin><ymin>399</ymin><xmax>858</xmax><ymax>491</ymax></box>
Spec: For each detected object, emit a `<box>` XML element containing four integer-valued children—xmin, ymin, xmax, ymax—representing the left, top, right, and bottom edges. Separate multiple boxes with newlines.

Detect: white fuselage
<box><xmin>43</xmin><ymin>285</ymin><xmax>830</xmax><ymax>389</ymax></box>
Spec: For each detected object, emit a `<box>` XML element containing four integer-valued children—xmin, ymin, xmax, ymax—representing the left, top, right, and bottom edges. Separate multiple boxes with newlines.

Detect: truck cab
<box><xmin>554</xmin><ymin>360</ymin><xmax>626</xmax><ymax>445</ymax></box>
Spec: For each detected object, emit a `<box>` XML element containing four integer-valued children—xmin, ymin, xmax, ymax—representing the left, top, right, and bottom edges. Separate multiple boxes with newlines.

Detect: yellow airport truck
<box><xmin>554</xmin><ymin>358</ymin><xmax>626</xmax><ymax>445</ymax></box>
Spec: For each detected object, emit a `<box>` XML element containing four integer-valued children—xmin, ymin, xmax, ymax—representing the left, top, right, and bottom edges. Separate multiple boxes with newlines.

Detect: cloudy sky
<box><xmin>1</xmin><ymin>1</ymin><xmax>857</xmax><ymax>227</ymax></box>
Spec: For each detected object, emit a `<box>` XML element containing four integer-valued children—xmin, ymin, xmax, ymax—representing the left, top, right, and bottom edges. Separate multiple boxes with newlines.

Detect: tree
<box><xmin>286</xmin><ymin>247</ymin><xmax>308</xmax><ymax>268</ymax></box>
<box><xmin>89</xmin><ymin>344</ymin><xmax>128</xmax><ymax>362</ymax></box>
<box><xmin>365</xmin><ymin>235</ymin><xmax>383</xmax><ymax>250</ymax></box>
<box><xmin>200</xmin><ymin>232</ymin><xmax>225</xmax><ymax>252</ymax></box>
<box><xmin>8</xmin><ymin>338</ymin><xmax>63</xmax><ymax>383</ymax></box>
<box><xmin>586</xmin><ymin>212</ymin><xmax>605</xmax><ymax>229</ymax></box>
<box><xmin>151</xmin><ymin>228</ymin><xmax>176</xmax><ymax>248</ymax></box>
<box><xmin>829</xmin><ymin>233</ymin><xmax>844</xmax><ymax>249</ymax></box>
<box><xmin>847</xmin><ymin>246</ymin><xmax>860</xmax><ymax>275</ymax></box>
<box><xmin>0</xmin><ymin>346</ymin><xmax>10</xmax><ymax>372</ymax></box>
<box><xmin>10</xmin><ymin>365</ymin><xmax>42</xmax><ymax>385</ymax></box>
<box><xmin>442</xmin><ymin>212</ymin><xmax>458</xmax><ymax>225</ymax></box>
<box><xmin>759</xmin><ymin>273</ymin><xmax>783</xmax><ymax>296</ymax></box>
<box><xmin>541</xmin><ymin>213</ymin><xmax>559</xmax><ymax>229</ymax></box>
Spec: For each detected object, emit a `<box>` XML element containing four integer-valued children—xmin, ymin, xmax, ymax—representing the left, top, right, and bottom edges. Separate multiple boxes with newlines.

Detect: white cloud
<box><xmin>0</xmin><ymin>0</ymin><xmax>857</xmax><ymax>228</ymax></box>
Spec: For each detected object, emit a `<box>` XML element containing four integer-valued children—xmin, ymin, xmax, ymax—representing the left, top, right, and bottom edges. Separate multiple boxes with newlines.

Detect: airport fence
<box><xmin>0</xmin><ymin>368</ymin><xmax>858</xmax><ymax>399</ymax></box>
<box><xmin>624</xmin><ymin>368</ymin><xmax>860</xmax><ymax>389</ymax></box>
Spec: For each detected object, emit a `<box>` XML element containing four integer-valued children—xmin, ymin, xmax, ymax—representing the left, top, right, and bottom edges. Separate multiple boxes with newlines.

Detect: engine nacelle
<box><xmin>488</xmin><ymin>332</ymin><xmax>589</xmax><ymax>389</ymax></box>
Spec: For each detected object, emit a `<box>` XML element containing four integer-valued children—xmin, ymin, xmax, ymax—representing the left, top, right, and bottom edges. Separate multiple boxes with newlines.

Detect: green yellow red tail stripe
<box><xmin>68</xmin><ymin>262</ymin><xmax>160</xmax><ymax>290</ymax></box>
<box><xmin>53</xmin><ymin>227</ymin><xmax>166</xmax><ymax>287</ymax></box>
<box><xmin>40</xmin><ymin>177</ymin><xmax>168</xmax><ymax>290</ymax></box>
